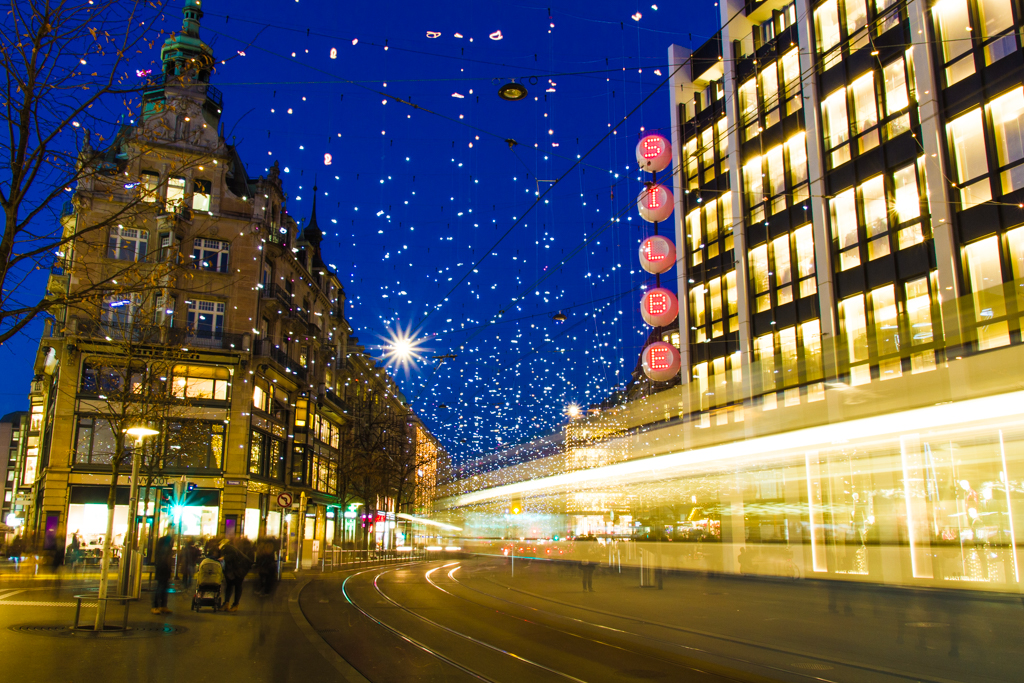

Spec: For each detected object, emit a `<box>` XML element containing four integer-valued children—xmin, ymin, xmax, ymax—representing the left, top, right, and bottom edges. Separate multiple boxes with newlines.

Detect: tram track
<box><xmin>339</xmin><ymin>561</ymin><xmax>767</xmax><ymax>682</ymax></box>
<box><xmin>448</xmin><ymin>561</ymin><xmax>963</xmax><ymax>683</ymax></box>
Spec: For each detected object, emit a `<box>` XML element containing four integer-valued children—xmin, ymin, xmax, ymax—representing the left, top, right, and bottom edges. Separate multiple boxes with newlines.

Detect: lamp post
<box><xmin>118</xmin><ymin>426</ymin><xmax>159</xmax><ymax>597</ymax></box>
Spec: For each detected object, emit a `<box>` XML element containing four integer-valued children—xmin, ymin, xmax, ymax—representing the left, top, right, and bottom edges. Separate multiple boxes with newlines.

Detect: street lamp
<box><xmin>119</xmin><ymin>426</ymin><xmax>160</xmax><ymax>596</ymax></box>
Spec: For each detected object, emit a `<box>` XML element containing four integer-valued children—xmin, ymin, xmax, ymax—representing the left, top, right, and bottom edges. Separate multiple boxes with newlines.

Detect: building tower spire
<box><xmin>161</xmin><ymin>0</ymin><xmax>215</xmax><ymax>83</ymax></box>
<box><xmin>304</xmin><ymin>183</ymin><xmax>324</xmax><ymax>247</ymax></box>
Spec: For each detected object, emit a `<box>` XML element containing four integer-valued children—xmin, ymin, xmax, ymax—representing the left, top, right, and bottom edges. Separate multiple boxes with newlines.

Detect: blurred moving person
<box><xmin>219</xmin><ymin>538</ymin><xmax>253</xmax><ymax>612</ymax></box>
<box><xmin>151</xmin><ymin>534</ymin><xmax>174</xmax><ymax>615</ymax></box>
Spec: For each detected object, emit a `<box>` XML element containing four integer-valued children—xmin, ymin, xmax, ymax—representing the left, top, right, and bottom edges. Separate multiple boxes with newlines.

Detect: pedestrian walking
<box><xmin>180</xmin><ymin>539</ymin><xmax>199</xmax><ymax>588</ymax></box>
<box><xmin>580</xmin><ymin>541</ymin><xmax>598</xmax><ymax>592</ymax></box>
<box><xmin>152</xmin><ymin>534</ymin><xmax>174</xmax><ymax>615</ymax></box>
<box><xmin>219</xmin><ymin>538</ymin><xmax>253</xmax><ymax>612</ymax></box>
<box><xmin>254</xmin><ymin>540</ymin><xmax>277</xmax><ymax>597</ymax></box>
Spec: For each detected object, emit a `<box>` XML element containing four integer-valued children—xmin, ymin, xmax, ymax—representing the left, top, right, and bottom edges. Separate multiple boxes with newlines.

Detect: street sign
<box><xmin>276</xmin><ymin>491</ymin><xmax>294</xmax><ymax>508</ymax></box>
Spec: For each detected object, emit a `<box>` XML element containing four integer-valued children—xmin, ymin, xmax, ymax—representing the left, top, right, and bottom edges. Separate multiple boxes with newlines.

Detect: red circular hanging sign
<box><xmin>637</xmin><ymin>184</ymin><xmax>673</xmax><ymax>223</ymax></box>
<box><xmin>636</xmin><ymin>134</ymin><xmax>671</xmax><ymax>173</ymax></box>
<box><xmin>640</xmin><ymin>288</ymin><xmax>679</xmax><ymax>327</ymax></box>
<box><xmin>642</xmin><ymin>342</ymin><xmax>680</xmax><ymax>382</ymax></box>
<box><xmin>639</xmin><ymin>235</ymin><xmax>676</xmax><ymax>274</ymax></box>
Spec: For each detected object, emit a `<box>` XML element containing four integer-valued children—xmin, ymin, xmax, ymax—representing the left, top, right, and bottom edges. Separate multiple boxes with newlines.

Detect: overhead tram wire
<box><xmin>202</xmin><ymin>25</ymin><xmax>628</xmax><ymax>178</ymax></box>
<box><xmin>407</xmin><ymin>166</ymin><xmax>683</xmax><ymax>408</ymax></box>
<box><xmin>414</xmin><ymin>60</ymin><xmax>689</xmax><ymax>330</ymax></box>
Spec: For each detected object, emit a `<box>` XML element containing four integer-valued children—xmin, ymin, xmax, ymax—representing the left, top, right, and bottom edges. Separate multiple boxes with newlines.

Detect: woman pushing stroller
<box><xmin>191</xmin><ymin>548</ymin><xmax>225</xmax><ymax>612</ymax></box>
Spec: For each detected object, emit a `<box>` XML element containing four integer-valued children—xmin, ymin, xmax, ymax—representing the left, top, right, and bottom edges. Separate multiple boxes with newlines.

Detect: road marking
<box><xmin>0</xmin><ymin>590</ymin><xmax>25</xmax><ymax>600</ymax></box>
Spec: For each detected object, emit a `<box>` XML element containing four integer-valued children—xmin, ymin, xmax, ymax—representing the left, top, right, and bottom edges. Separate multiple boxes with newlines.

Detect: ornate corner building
<box><xmin>22</xmin><ymin>0</ymin><xmax>438</xmax><ymax>565</ymax></box>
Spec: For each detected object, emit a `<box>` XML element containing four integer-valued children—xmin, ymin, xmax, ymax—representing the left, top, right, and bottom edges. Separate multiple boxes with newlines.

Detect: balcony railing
<box><xmin>254</xmin><ymin>339</ymin><xmax>308</xmax><ymax>381</ymax></box>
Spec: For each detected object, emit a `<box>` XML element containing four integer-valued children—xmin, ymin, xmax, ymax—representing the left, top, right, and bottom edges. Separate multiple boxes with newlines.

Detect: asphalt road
<box><xmin>1</xmin><ymin>558</ymin><xmax>1020</xmax><ymax>682</ymax></box>
<box><xmin>302</xmin><ymin>557</ymin><xmax>1024</xmax><ymax>683</ymax></box>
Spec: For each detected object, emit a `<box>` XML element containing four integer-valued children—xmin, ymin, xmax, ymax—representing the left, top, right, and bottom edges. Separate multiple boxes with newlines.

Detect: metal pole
<box><xmin>118</xmin><ymin>436</ymin><xmax>143</xmax><ymax>595</ymax></box>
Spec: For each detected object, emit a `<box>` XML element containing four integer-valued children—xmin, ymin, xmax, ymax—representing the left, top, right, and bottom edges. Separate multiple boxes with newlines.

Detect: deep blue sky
<box><xmin>4</xmin><ymin>0</ymin><xmax>720</xmax><ymax>460</ymax></box>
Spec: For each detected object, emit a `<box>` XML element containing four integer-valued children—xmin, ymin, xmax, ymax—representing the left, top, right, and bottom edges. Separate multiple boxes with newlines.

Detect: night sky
<box><xmin>4</xmin><ymin>0</ymin><xmax>720</xmax><ymax>462</ymax></box>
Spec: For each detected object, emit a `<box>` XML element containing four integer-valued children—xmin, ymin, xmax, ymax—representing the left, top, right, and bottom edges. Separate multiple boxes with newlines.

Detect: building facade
<box><xmin>0</xmin><ymin>412</ymin><xmax>29</xmax><ymax>542</ymax></box>
<box><xmin>23</xmin><ymin>0</ymin><xmax>436</xmax><ymax>565</ymax></box>
<box><xmin>668</xmin><ymin>0</ymin><xmax>1024</xmax><ymax>415</ymax></box>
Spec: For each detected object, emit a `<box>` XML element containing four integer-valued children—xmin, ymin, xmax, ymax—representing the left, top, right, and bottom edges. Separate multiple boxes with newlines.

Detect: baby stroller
<box><xmin>192</xmin><ymin>582</ymin><xmax>221</xmax><ymax>612</ymax></box>
<box><xmin>191</xmin><ymin>557</ymin><xmax>224</xmax><ymax>612</ymax></box>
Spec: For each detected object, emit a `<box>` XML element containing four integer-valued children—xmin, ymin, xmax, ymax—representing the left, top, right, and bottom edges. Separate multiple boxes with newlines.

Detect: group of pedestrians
<box><xmin>150</xmin><ymin>534</ymin><xmax>275</xmax><ymax>614</ymax></box>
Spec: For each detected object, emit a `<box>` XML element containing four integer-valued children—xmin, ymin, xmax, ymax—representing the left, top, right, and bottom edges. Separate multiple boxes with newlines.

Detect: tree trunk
<box><xmin>93</xmin><ymin>472</ymin><xmax>118</xmax><ymax>630</ymax></box>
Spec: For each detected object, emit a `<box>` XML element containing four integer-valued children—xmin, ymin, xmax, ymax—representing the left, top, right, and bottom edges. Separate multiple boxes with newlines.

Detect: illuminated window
<box><xmin>772</xmin><ymin>235</ymin><xmax>793</xmax><ymax>305</ymax></box>
<box><xmin>294</xmin><ymin>399</ymin><xmax>309</xmax><ymax>428</ymax></box>
<box><xmin>871</xmin><ymin>285</ymin><xmax>902</xmax><ymax>379</ymax></box>
<box><xmin>905</xmin><ymin>277</ymin><xmax>937</xmax><ymax>372</ymax></box>
<box><xmin>725</xmin><ymin>270</ymin><xmax>737</xmax><ymax>330</ymax></box>
<box><xmin>166</xmin><ymin>176</ymin><xmax>186</xmax><ymax>207</ymax></box>
<box><xmin>814</xmin><ymin>0</ymin><xmax>841</xmax><ymax>54</ymax></box>
<box><xmin>684</xmin><ymin>139</ymin><xmax>698</xmax><ymax>190</ymax></box>
<box><xmin>947</xmin><ymin>108</ymin><xmax>992</xmax><ymax>208</ymax></box>
<box><xmin>850</xmin><ymin>72</ymin><xmax>879</xmax><ymax>152</ymax></box>
<box><xmin>893</xmin><ymin>163</ymin><xmax>925</xmax><ymax>249</ymax></box>
<box><xmin>754</xmin><ymin>333</ymin><xmax>775</xmax><ymax>393</ymax></box>
<box><xmin>802</xmin><ymin>320</ymin><xmax>823</xmax><ymax>380</ymax></box>
<box><xmin>192</xmin><ymin>179</ymin><xmax>211</xmax><ymax>212</ymax></box>
<box><xmin>107</xmin><ymin>226</ymin><xmax>148</xmax><ymax>262</ymax></box>
<box><xmin>721</xmin><ymin>192</ymin><xmax>734</xmax><ymax>252</ymax></box>
<box><xmin>978</xmin><ymin>0</ymin><xmax>1017</xmax><ymax>64</ymax></box>
<box><xmin>794</xmin><ymin>224</ymin><xmax>817</xmax><ymax>298</ymax></box>
<box><xmin>743</xmin><ymin>156</ymin><xmax>764</xmax><ymax>219</ymax></box>
<box><xmin>786</xmin><ymin>132</ymin><xmax>808</xmax><ymax>188</ymax></box>
<box><xmin>860</xmin><ymin>176</ymin><xmax>889</xmax><ymax>260</ymax></box>
<box><xmin>171</xmin><ymin>364</ymin><xmax>230</xmax><ymax>401</ymax></box>
<box><xmin>750</xmin><ymin>244</ymin><xmax>770</xmax><ymax>312</ymax></box>
<box><xmin>893</xmin><ymin>164</ymin><xmax>921</xmax><ymax>224</ymax></box>
<box><xmin>140</xmin><ymin>171</ymin><xmax>159</xmax><ymax>202</ymax></box>
<box><xmin>766</xmin><ymin>145</ymin><xmax>786</xmax><ymax>214</ymax></box>
<box><xmin>840</xmin><ymin>294</ymin><xmax>870</xmax><ymax>384</ymax></box>
<box><xmin>687</xmin><ymin>209</ymin><xmax>702</xmax><ymax>266</ymax></box>
<box><xmin>761</xmin><ymin>65</ymin><xmax>780</xmax><ymax>128</ymax></box>
<box><xmin>845</xmin><ymin>0</ymin><xmax>867</xmax><ymax>35</ymax></box>
<box><xmin>165</xmin><ymin>420</ymin><xmax>225</xmax><ymax>469</ymax></box>
<box><xmin>934</xmin><ymin>0</ymin><xmax>975</xmax><ymax>85</ymax></box>
<box><xmin>988</xmin><ymin>87</ymin><xmax>1024</xmax><ymax>194</ymax></box>
<box><xmin>830</xmin><ymin>189</ymin><xmax>859</xmax><ymax>270</ymax></box>
<box><xmin>883</xmin><ymin>57</ymin><xmax>913</xmax><ymax>138</ymax></box>
<box><xmin>690</xmin><ymin>284</ymin><xmax>706</xmax><ymax>343</ymax></box>
<box><xmin>705</xmin><ymin>197</ymin><xmax>720</xmax><ymax>259</ymax></box>
<box><xmin>717</xmin><ymin>118</ymin><xmax>729</xmax><ymax>170</ymax></box>
<box><xmin>740</xmin><ymin>79</ymin><xmax>759</xmax><ymax>140</ymax></box>
<box><xmin>883</xmin><ymin>58</ymin><xmax>910</xmax><ymax>115</ymax></box>
<box><xmin>821</xmin><ymin>89</ymin><xmax>851</xmax><ymax>167</ymax></box>
<box><xmin>781</xmin><ymin>48</ymin><xmax>802</xmax><ymax>115</ymax></box>
<box><xmin>965</xmin><ymin>236</ymin><xmax>1010</xmax><ymax>349</ymax></box>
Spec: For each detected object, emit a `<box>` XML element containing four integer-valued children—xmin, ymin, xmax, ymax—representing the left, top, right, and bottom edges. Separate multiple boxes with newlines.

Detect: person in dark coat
<box><xmin>219</xmin><ymin>538</ymin><xmax>252</xmax><ymax>612</ymax></box>
<box><xmin>180</xmin><ymin>539</ymin><xmax>199</xmax><ymax>588</ymax></box>
<box><xmin>151</xmin><ymin>534</ymin><xmax>174</xmax><ymax>615</ymax></box>
<box><xmin>254</xmin><ymin>540</ymin><xmax>277</xmax><ymax>596</ymax></box>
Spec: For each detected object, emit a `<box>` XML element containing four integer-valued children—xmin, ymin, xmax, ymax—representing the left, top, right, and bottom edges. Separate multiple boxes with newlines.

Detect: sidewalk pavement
<box><xmin>471</xmin><ymin>558</ymin><xmax>1023</xmax><ymax>683</ymax></box>
<box><xmin>0</xmin><ymin>572</ymin><xmax>341</xmax><ymax>683</ymax></box>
